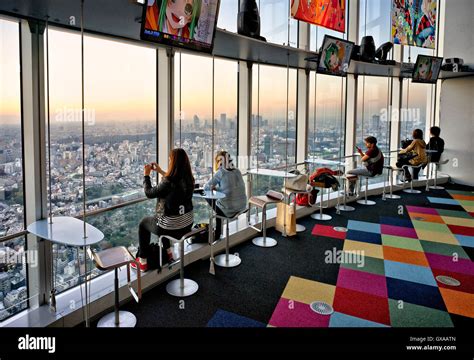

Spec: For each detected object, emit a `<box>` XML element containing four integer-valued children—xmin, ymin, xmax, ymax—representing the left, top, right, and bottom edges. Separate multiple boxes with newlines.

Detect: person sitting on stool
<box><xmin>347</xmin><ymin>136</ymin><xmax>384</xmax><ymax>195</ymax></box>
<box><xmin>204</xmin><ymin>151</ymin><xmax>247</xmax><ymax>240</ymax></box>
<box><xmin>133</xmin><ymin>148</ymin><xmax>195</xmax><ymax>272</ymax></box>
<box><xmin>397</xmin><ymin>129</ymin><xmax>428</xmax><ymax>182</ymax></box>
<box><xmin>427</xmin><ymin>126</ymin><xmax>445</xmax><ymax>163</ymax></box>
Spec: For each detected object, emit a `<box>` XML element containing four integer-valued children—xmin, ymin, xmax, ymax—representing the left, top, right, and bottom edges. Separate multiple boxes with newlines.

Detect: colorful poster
<box><xmin>290</xmin><ymin>0</ymin><xmax>346</xmax><ymax>33</ymax></box>
<box><xmin>391</xmin><ymin>0</ymin><xmax>437</xmax><ymax>49</ymax></box>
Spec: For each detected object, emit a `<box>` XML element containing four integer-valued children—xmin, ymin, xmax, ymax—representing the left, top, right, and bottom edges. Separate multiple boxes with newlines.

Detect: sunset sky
<box><xmin>1</xmin><ymin>1</ymin><xmax>432</xmax><ymax>128</ymax></box>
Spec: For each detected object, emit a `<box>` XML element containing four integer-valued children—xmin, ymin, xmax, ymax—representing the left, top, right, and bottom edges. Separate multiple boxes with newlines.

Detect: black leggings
<box><xmin>396</xmin><ymin>159</ymin><xmax>422</xmax><ymax>180</ymax></box>
<box><xmin>138</xmin><ymin>216</ymin><xmax>192</xmax><ymax>259</ymax></box>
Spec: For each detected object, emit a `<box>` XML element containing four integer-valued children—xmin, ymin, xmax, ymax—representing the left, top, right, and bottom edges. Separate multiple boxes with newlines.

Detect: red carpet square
<box><xmin>268</xmin><ymin>298</ymin><xmax>331</xmax><ymax>328</ymax></box>
<box><xmin>336</xmin><ymin>267</ymin><xmax>387</xmax><ymax>298</ymax></box>
<box><xmin>431</xmin><ymin>268</ymin><xmax>474</xmax><ymax>294</ymax></box>
<box><xmin>406</xmin><ymin>206</ymin><xmax>438</xmax><ymax>215</ymax></box>
<box><xmin>447</xmin><ymin>224</ymin><xmax>474</xmax><ymax>236</ymax></box>
<box><xmin>426</xmin><ymin>253</ymin><xmax>474</xmax><ymax>276</ymax></box>
<box><xmin>311</xmin><ymin>224</ymin><xmax>346</xmax><ymax>239</ymax></box>
<box><xmin>333</xmin><ymin>287</ymin><xmax>390</xmax><ymax>326</ymax></box>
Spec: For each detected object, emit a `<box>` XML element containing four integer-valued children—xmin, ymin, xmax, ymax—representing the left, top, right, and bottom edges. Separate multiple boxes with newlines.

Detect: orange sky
<box><xmin>1</xmin><ymin>18</ymin><xmax>431</xmax><ymax>127</ymax></box>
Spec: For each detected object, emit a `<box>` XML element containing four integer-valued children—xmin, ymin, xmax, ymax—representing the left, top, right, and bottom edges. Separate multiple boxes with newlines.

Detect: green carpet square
<box><xmin>388</xmin><ymin>299</ymin><xmax>453</xmax><ymax>327</ymax></box>
<box><xmin>340</xmin><ymin>253</ymin><xmax>385</xmax><ymax>276</ymax></box>
<box><xmin>419</xmin><ymin>240</ymin><xmax>470</xmax><ymax>260</ymax></box>
<box><xmin>382</xmin><ymin>235</ymin><xmax>424</xmax><ymax>252</ymax></box>
<box><xmin>411</xmin><ymin>220</ymin><xmax>451</xmax><ymax>234</ymax></box>
<box><xmin>435</xmin><ymin>209</ymin><xmax>472</xmax><ymax>219</ymax></box>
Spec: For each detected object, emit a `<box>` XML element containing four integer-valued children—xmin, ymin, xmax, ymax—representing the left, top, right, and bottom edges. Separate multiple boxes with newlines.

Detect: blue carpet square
<box><xmin>384</xmin><ymin>260</ymin><xmax>437</xmax><ymax>287</ymax></box>
<box><xmin>427</xmin><ymin>197</ymin><xmax>459</xmax><ymax>206</ymax></box>
<box><xmin>206</xmin><ymin>309</ymin><xmax>266</xmax><ymax>328</ymax></box>
<box><xmin>386</xmin><ymin>277</ymin><xmax>446</xmax><ymax>311</ymax></box>
<box><xmin>379</xmin><ymin>216</ymin><xmax>413</xmax><ymax>228</ymax></box>
<box><xmin>346</xmin><ymin>229</ymin><xmax>382</xmax><ymax>245</ymax></box>
<box><xmin>347</xmin><ymin>220</ymin><xmax>381</xmax><ymax>234</ymax></box>
<box><xmin>329</xmin><ymin>312</ymin><xmax>389</xmax><ymax>328</ymax></box>
<box><xmin>455</xmin><ymin>235</ymin><xmax>474</xmax><ymax>248</ymax></box>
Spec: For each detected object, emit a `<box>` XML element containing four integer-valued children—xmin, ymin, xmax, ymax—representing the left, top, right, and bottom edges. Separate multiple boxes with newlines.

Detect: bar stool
<box><xmin>161</xmin><ymin>227</ymin><xmax>207</xmax><ymax>297</ymax></box>
<box><xmin>402</xmin><ymin>164</ymin><xmax>424</xmax><ymax>194</ymax></box>
<box><xmin>356</xmin><ymin>176</ymin><xmax>377</xmax><ymax>206</ymax></box>
<box><xmin>88</xmin><ymin>246</ymin><xmax>142</xmax><ymax>327</ymax></box>
<box><xmin>382</xmin><ymin>165</ymin><xmax>402</xmax><ymax>200</ymax></box>
<box><xmin>310</xmin><ymin>181</ymin><xmax>332</xmax><ymax>221</ymax></box>
<box><xmin>214</xmin><ymin>209</ymin><xmax>248</xmax><ymax>268</ymax></box>
<box><xmin>430</xmin><ymin>159</ymin><xmax>449</xmax><ymax>190</ymax></box>
<box><xmin>284</xmin><ymin>188</ymin><xmax>311</xmax><ymax>232</ymax></box>
<box><xmin>249</xmin><ymin>192</ymin><xmax>284</xmax><ymax>248</ymax></box>
<box><xmin>336</xmin><ymin>175</ymin><xmax>355</xmax><ymax>212</ymax></box>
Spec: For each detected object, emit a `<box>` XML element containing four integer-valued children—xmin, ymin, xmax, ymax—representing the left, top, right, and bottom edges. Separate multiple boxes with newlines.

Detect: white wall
<box><xmin>439</xmin><ymin>0</ymin><xmax>474</xmax><ymax>186</ymax></box>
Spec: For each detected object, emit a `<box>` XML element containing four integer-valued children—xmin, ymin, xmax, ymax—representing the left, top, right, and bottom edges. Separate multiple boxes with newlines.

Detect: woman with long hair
<box><xmin>133</xmin><ymin>148</ymin><xmax>195</xmax><ymax>272</ymax></box>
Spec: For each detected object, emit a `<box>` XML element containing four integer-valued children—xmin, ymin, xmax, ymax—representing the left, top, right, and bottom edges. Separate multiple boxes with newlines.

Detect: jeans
<box><xmin>137</xmin><ymin>216</ymin><xmax>192</xmax><ymax>259</ymax></box>
<box><xmin>347</xmin><ymin>167</ymin><xmax>373</xmax><ymax>193</ymax></box>
<box><xmin>206</xmin><ymin>199</ymin><xmax>228</xmax><ymax>240</ymax></box>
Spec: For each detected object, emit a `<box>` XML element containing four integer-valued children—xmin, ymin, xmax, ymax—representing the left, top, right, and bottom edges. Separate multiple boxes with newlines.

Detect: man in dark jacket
<box><xmin>427</xmin><ymin>126</ymin><xmax>445</xmax><ymax>163</ymax></box>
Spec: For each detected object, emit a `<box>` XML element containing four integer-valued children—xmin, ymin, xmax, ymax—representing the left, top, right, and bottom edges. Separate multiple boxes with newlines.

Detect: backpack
<box><xmin>295</xmin><ymin>188</ymin><xmax>320</xmax><ymax>206</ymax></box>
<box><xmin>188</xmin><ymin>223</ymin><xmax>210</xmax><ymax>244</ymax></box>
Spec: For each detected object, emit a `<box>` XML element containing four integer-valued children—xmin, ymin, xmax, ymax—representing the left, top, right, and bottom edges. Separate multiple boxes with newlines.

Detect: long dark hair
<box><xmin>165</xmin><ymin>148</ymin><xmax>194</xmax><ymax>186</ymax></box>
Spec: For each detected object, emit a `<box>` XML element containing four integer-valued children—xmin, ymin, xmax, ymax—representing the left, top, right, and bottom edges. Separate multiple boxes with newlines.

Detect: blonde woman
<box><xmin>204</xmin><ymin>151</ymin><xmax>247</xmax><ymax>239</ymax></box>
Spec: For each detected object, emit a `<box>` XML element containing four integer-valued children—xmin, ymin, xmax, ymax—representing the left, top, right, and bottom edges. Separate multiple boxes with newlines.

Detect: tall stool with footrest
<box><xmin>402</xmin><ymin>164</ymin><xmax>424</xmax><ymax>194</ymax></box>
<box><xmin>214</xmin><ymin>209</ymin><xmax>248</xmax><ymax>268</ymax></box>
<box><xmin>249</xmin><ymin>191</ymin><xmax>284</xmax><ymax>247</ymax></box>
<box><xmin>88</xmin><ymin>246</ymin><xmax>142</xmax><ymax>327</ymax></box>
<box><xmin>160</xmin><ymin>227</ymin><xmax>207</xmax><ymax>297</ymax></box>
<box><xmin>430</xmin><ymin>159</ymin><xmax>449</xmax><ymax>190</ymax></box>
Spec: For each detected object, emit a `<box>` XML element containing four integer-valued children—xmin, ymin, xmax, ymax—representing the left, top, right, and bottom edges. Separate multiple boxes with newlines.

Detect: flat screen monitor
<box><xmin>412</xmin><ymin>55</ymin><xmax>443</xmax><ymax>83</ymax></box>
<box><xmin>140</xmin><ymin>0</ymin><xmax>220</xmax><ymax>53</ymax></box>
<box><xmin>317</xmin><ymin>35</ymin><xmax>354</xmax><ymax>76</ymax></box>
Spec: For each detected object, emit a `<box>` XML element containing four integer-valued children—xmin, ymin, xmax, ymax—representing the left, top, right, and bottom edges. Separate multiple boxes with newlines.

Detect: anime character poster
<box><xmin>143</xmin><ymin>0</ymin><xmax>219</xmax><ymax>48</ymax></box>
<box><xmin>412</xmin><ymin>55</ymin><xmax>442</xmax><ymax>83</ymax></box>
<box><xmin>391</xmin><ymin>0</ymin><xmax>437</xmax><ymax>49</ymax></box>
<box><xmin>291</xmin><ymin>0</ymin><xmax>346</xmax><ymax>33</ymax></box>
<box><xmin>317</xmin><ymin>36</ymin><xmax>354</xmax><ymax>76</ymax></box>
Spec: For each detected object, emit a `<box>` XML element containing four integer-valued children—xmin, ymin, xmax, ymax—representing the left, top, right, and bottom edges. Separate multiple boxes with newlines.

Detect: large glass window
<box><xmin>356</xmin><ymin>76</ymin><xmax>391</xmax><ymax>155</ymax></box>
<box><xmin>217</xmin><ymin>1</ymin><xmax>238</xmax><ymax>32</ymax></box>
<box><xmin>0</xmin><ymin>19</ymin><xmax>28</xmax><ymax>322</ymax></box>
<box><xmin>308</xmin><ymin>72</ymin><xmax>346</xmax><ymax>160</ymax></box>
<box><xmin>0</xmin><ymin>19</ymin><xmax>24</xmax><ymax>238</ymax></box>
<box><xmin>359</xmin><ymin>0</ymin><xmax>392</xmax><ymax>46</ymax></box>
<box><xmin>259</xmin><ymin>0</ymin><xmax>298</xmax><ymax>47</ymax></box>
<box><xmin>174</xmin><ymin>53</ymin><xmax>238</xmax><ymax>223</ymax></box>
<box><xmin>250</xmin><ymin>64</ymin><xmax>296</xmax><ymax>198</ymax></box>
<box><xmin>47</xmin><ymin>28</ymin><xmax>157</xmax><ymax>293</ymax></box>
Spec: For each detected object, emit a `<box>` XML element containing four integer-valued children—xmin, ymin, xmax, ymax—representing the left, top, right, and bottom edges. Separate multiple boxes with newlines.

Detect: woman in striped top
<box><xmin>133</xmin><ymin>148</ymin><xmax>194</xmax><ymax>272</ymax></box>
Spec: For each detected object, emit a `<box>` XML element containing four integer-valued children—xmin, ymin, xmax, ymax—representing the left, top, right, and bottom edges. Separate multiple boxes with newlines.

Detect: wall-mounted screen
<box><xmin>140</xmin><ymin>0</ymin><xmax>220</xmax><ymax>53</ymax></box>
<box><xmin>412</xmin><ymin>55</ymin><xmax>443</xmax><ymax>83</ymax></box>
<box><xmin>317</xmin><ymin>35</ymin><xmax>354</xmax><ymax>77</ymax></box>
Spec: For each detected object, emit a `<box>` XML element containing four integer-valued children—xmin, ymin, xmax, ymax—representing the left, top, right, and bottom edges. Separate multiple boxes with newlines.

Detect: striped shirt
<box><xmin>157</xmin><ymin>211</ymin><xmax>194</xmax><ymax>230</ymax></box>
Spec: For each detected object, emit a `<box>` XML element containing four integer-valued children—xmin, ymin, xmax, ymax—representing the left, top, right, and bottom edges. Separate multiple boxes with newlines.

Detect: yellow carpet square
<box><xmin>281</xmin><ymin>276</ymin><xmax>336</xmax><ymax>306</ymax></box>
<box><xmin>414</xmin><ymin>229</ymin><xmax>459</xmax><ymax>245</ymax></box>
<box><xmin>440</xmin><ymin>216</ymin><xmax>474</xmax><ymax>228</ymax></box>
<box><xmin>343</xmin><ymin>239</ymin><xmax>384</xmax><ymax>259</ymax></box>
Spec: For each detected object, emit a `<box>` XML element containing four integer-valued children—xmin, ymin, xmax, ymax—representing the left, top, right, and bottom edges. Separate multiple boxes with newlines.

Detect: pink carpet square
<box><xmin>381</xmin><ymin>224</ymin><xmax>418</xmax><ymax>239</ymax></box>
<box><xmin>406</xmin><ymin>206</ymin><xmax>438</xmax><ymax>215</ymax></box>
<box><xmin>268</xmin><ymin>298</ymin><xmax>331</xmax><ymax>328</ymax></box>
<box><xmin>312</xmin><ymin>224</ymin><xmax>346</xmax><ymax>239</ymax></box>
<box><xmin>336</xmin><ymin>267</ymin><xmax>388</xmax><ymax>298</ymax></box>
<box><xmin>426</xmin><ymin>253</ymin><xmax>474</xmax><ymax>276</ymax></box>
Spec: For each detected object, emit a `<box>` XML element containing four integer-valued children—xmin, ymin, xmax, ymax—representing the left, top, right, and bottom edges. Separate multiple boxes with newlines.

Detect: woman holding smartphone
<box><xmin>132</xmin><ymin>148</ymin><xmax>195</xmax><ymax>272</ymax></box>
